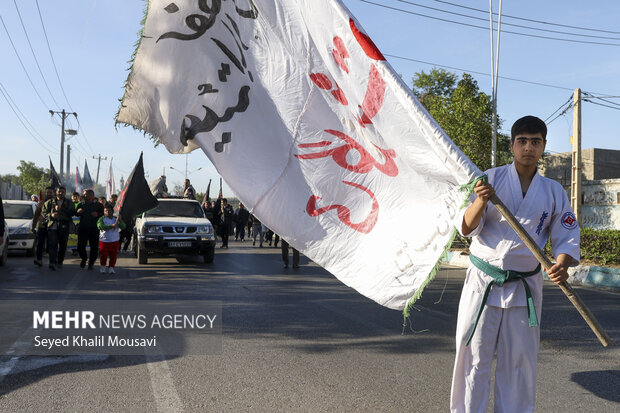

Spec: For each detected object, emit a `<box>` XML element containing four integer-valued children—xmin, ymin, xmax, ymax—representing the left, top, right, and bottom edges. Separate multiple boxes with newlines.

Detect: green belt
<box><xmin>466</xmin><ymin>254</ymin><xmax>541</xmax><ymax>346</ymax></box>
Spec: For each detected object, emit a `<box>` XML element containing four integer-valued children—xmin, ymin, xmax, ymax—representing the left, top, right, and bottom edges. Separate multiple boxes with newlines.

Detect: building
<box><xmin>540</xmin><ymin>148</ymin><xmax>620</xmax><ymax>185</ymax></box>
<box><xmin>540</xmin><ymin>148</ymin><xmax>620</xmax><ymax>230</ymax></box>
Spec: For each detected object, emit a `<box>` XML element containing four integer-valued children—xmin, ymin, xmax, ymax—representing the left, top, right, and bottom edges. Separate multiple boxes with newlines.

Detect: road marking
<box><xmin>145</xmin><ymin>350</ymin><xmax>184</xmax><ymax>412</ymax></box>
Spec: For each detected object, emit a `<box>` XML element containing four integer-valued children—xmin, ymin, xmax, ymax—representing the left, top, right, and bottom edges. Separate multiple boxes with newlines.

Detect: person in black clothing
<box><xmin>119</xmin><ymin>217</ymin><xmax>135</xmax><ymax>252</ymax></box>
<box><xmin>281</xmin><ymin>238</ymin><xmax>300</xmax><ymax>268</ymax></box>
<box><xmin>233</xmin><ymin>203</ymin><xmax>250</xmax><ymax>241</ymax></box>
<box><xmin>76</xmin><ymin>189</ymin><xmax>104</xmax><ymax>269</ymax></box>
<box><xmin>219</xmin><ymin>198</ymin><xmax>234</xmax><ymax>248</ymax></box>
<box><xmin>209</xmin><ymin>200</ymin><xmax>221</xmax><ymax>238</ymax></box>
<box><xmin>184</xmin><ymin>179</ymin><xmax>196</xmax><ymax>200</ymax></box>
<box><xmin>32</xmin><ymin>186</ymin><xmax>54</xmax><ymax>267</ymax></box>
<box><xmin>42</xmin><ymin>187</ymin><xmax>75</xmax><ymax>270</ymax></box>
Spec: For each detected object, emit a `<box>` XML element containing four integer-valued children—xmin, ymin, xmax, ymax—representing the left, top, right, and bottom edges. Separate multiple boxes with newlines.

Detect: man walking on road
<box><xmin>281</xmin><ymin>238</ymin><xmax>299</xmax><ymax>269</ymax></box>
<box><xmin>219</xmin><ymin>198</ymin><xmax>234</xmax><ymax>248</ymax></box>
<box><xmin>76</xmin><ymin>189</ymin><xmax>104</xmax><ymax>270</ymax></box>
<box><xmin>32</xmin><ymin>186</ymin><xmax>54</xmax><ymax>267</ymax></box>
<box><xmin>42</xmin><ymin>187</ymin><xmax>75</xmax><ymax>270</ymax></box>
<box><xmin>233</xmin><ymin>202</ymin><xmax>250</xmax><ymax>241</ymax></box>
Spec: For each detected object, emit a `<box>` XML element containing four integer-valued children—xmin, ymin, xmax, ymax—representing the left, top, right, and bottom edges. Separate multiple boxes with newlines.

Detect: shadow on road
<box><xmin>570</xmin><ymin>370</ymin><xmax>620</xmax><ymax>402</ymax></box>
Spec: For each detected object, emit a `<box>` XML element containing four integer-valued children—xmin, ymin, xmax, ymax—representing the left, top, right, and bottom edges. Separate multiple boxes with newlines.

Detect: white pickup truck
<box><xmin>134</xmin><ymin>198</ymin><xmax>216</xmax><ymax>265</ymax></box>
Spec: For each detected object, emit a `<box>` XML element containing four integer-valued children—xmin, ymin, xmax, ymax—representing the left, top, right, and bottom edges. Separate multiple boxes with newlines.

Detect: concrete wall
<box><xmin>0</xmin><ymin>181</ymin><xmax>27</xmax><ymax>200</ymax></box>
<box><xmin>581</xmin><ymin>179</ymin><xmax>620</xmax><ymax>230</ymax></box>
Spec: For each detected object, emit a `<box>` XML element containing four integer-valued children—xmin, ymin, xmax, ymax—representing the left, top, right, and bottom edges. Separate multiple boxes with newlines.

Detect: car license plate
<box><xmin>168</xmin><ymin>241</ymin><xmax>191</xmax><ymax>247</ymax></box>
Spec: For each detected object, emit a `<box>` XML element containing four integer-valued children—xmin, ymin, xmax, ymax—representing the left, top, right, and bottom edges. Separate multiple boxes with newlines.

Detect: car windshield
<box><xmin>144</xmin><ymin>201</ymin><xmax>205</xmax><ymax>218</ymax></box>
<box><xmin>3</xmin><ymin>203</ymin><xmax>34</xmax><ymax>219</ymax></box>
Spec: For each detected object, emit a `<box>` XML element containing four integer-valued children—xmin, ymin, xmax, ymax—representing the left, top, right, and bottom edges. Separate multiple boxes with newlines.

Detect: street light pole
<box><xmin>49</xmin><ymin>109</ymin><xmax>77</xmax><ymax>180</ymax></box>
<box><xmin>169</xmin><ymin>166</ymin><xmax>202</xmax><ymax>180</ymax></box>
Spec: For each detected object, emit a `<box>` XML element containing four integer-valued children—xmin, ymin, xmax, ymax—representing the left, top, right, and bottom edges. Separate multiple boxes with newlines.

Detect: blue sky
<box><xmin>1</xmin><ymin>0</ymin><xmax>619</xmax><ymax>197</ymax></box>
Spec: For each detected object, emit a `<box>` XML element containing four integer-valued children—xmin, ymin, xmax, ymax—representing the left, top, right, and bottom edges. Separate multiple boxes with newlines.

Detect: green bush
<box><xmin>580</xmin><ymin>228</ymin><xmax>620</xmax><ymax>265</ymax></box>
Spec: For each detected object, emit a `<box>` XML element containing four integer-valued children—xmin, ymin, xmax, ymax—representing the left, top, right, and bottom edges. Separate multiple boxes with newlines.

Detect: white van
<box><xmin>3</xmin><ymin>200</ymin><xmax>37</xmax><ymax>256</ymax></box>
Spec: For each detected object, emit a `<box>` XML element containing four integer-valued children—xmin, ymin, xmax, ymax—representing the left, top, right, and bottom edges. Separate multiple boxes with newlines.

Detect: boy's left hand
<box><xmin>546</xmin><ymin>262</ymin><xmax>569</xmax><ymax>284</ymax></box>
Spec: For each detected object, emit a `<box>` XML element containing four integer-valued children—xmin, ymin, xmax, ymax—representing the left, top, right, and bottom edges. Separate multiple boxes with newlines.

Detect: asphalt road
<box><xmin>0</xmin><ymin>242</ymin><xmax>618</xmax><ymax>412</ymax></box>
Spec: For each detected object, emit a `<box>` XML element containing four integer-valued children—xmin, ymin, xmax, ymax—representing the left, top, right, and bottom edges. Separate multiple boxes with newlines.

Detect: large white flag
<box><xmin>116</xmin><ymin>0</ymin><xmax>482</xmax><ymax>311</ymax></box>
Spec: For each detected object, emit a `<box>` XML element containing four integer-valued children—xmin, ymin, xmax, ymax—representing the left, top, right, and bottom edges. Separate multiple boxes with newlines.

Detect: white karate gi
<box><xmin>450</xmin><ymin>163</ymin><xmax>580</xmax><ymax>413</ymax></box>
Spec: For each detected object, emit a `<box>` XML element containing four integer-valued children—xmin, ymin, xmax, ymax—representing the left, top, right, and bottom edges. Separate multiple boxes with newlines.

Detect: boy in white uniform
<box><xmin>450</xmin><ymin>116</ymin><xmax>580</xmax><ymax>413</ymax></box>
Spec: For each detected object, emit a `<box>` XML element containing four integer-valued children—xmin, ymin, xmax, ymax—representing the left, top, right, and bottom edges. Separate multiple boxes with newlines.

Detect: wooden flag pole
<box><xmin>490</xmin><ymin>194</ymin><xmax>611</xmax><ymax>347</ymax></box>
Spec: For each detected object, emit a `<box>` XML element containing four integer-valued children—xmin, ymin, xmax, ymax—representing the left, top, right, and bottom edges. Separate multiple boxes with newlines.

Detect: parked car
<box><xmin>134</xmin><ymin>198</ymin><xmax>216</xmax><ymax>265</ymax></box>
<box><xmin>0</xmin><ymin>218</ymin><xmax>8</xmax><ymax>266</ymax></box>
<box><xmin>2</xmin><ymin>200</ymin><xmax>37</xmax><ymax>256</ymax></box>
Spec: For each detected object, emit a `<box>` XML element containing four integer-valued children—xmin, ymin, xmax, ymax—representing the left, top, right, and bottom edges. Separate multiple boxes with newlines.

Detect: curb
<box><xmin>442</xmin><ymin>251</ymin><xmax>620</xmax><ymax>292</ymax></box>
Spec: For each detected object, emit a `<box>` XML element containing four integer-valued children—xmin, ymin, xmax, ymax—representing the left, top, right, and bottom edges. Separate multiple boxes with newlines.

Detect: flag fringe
<box><xmin>402</xmin><ymin>175</ymin><xmax>487</xmax><ymax>325</ymax></box>
<box><xmin>114</xmin><ymin>0</ymin><xmax>160</xmax><ymax>146</ymax></box>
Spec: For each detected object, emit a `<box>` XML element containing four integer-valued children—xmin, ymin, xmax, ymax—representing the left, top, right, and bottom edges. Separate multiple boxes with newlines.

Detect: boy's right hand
<box><xmin>473</xmin><ymin>180</ymin><xmax>495</xmax><ymax>203</ymax></box>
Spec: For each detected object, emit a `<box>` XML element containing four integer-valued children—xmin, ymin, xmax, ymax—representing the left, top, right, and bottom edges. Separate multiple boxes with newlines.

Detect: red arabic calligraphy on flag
<box><xmin>116</xmin><ymin>0</ymin><xmax>481</xmax><ymax>310</ymax></box>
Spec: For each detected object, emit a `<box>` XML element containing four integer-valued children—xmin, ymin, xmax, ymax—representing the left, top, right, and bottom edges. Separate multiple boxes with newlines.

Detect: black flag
<box><xmin>115</xmin><ymin>153</ymin><xmax>159</xmax><ymax>222</ymax></box>
<box><xmin>214</xmin><ymin>177</ymin><xmax>223</xmax><ymax>211</ymax></box>
<box><xmin>201</xmin><ymin>179</ymin><xmax>211</xmax><ymax>206</ymax></box>
<box><xmin>82</xmin><ymin>160</ymin><xmax>94</xmax><ymax>189</ymax></box>
<box><xmin>49</xmin><ymin>157</ymin><xmax>62</xmax><ymax>189</ymax></box>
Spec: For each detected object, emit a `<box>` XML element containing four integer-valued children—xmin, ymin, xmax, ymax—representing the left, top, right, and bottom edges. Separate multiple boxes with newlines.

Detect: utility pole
<box><xmin>49</xmin><ymin>109</ymin><xmax>77</xmax><ymax>180</ymax></box>
<box><xmin>93</xmin><ymin>154</ymin><xmax>108</xmax><ymax>185</ymax></box>
<box><xmin>66</xmin><ymin>145</ymin><xmax>71</xmax><ymax>179</ymax></box>
<box><xmin>571</xmin><ymin>88</ymin><xmax>582</xmax><ymax>225</ymax></box>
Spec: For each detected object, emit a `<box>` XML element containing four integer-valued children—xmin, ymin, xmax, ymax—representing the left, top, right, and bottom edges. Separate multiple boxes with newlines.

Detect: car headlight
<box><xmin>197</xmin><ymin>225</ymin><xmax>214</xmax><ymax>235</ymax></box>
<box><xmin>10</xmin><ymin>227</ymin><xmax>30</xmax><ymax>235</ymax></box>
<box><xmin>145</xmin><ymin>225</ymin><xmax>162</xmax><ymax>234</ymax></box>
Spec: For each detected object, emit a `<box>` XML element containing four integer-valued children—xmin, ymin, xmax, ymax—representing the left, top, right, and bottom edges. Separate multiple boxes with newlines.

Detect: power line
<box><xmin>581</xmin><ymin>92</ymin><xmax>620</xmax><ymax>108</ymax></box>
<box><xmin>35</xmin><ymin>0</ymin><xmax>74</xmax><ymax>112</ymax></box>
<box><xmin>0</xmin><ymin>82</ymin><xmax>58</xmax><ymax>154</ymax></box>
<box><xmin>0</xmin><ymin>15</ymin><xmax>49</xmax><ymax>109</ymax></box>
<box><xmin>582</xmin><ymin>99</ymin><xmax>620</xmax><ymax>111</ymax></box>
<box><xmin>544</xmin><ymin>95</ymin><xmax>573</xmax><ymax>123</ymax></box>
<box><xmin>12</xmin><ymin>0</ymin><xmax>61</xmax><ymax>108</ymax></box>
<box><xmin>358</xmin><ymin>0</ymin><xmax>620</xmax><ymax>46</ymax></box>
<box><xmin>432</xmin><ymin>0</ymin><xmax>620</xmax><ymax>35</ymax></box>
<box><xmin>75</xmin><ymin>117</ymin><xmax>98</xmax><ymax>156</ymax></box>
<box><xmin>384</xmin><ymin>53</ymin><xmax>579</xmax><ymax>92</ymax></box>
<box><xmin>396</xmin><ymin>0</ymin><xmax>620</xmax><ymax>41</ymax></box>
<box><xmin>546</xmin><ymin>101</ymin><xmax>573</xmax><ymax>126</ymax></box>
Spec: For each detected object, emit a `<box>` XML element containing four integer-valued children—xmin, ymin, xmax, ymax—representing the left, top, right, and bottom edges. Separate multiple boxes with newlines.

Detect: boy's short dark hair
<box><xmin>72</xmin><ymin>192</ymin><xmax>80</xmax><ymax>197</ymax></box>
<box><xmin>104</xmin><ymin>203</ymin><xmax>114</xmax><ymax>210</ymax></box>
<box><xmin>511</xmin><ymin>115</ymin><xmax>547</xmax><ymax>141</ymax></box>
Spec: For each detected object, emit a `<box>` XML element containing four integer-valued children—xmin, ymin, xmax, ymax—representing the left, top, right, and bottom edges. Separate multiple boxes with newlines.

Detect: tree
<box><xmin>412</xmin><ymin>68</ymin><xmax>511</xmax><ymax>171</ymax></box>
<box><xmin>16</xmin><ymin>161</ymin><xmax>48</xmax><ymax>195</ymax></box>
<box><xmin>173</xmin><ymin>184</ymin><xmax>185</xmax><ymax>197</ymax></box>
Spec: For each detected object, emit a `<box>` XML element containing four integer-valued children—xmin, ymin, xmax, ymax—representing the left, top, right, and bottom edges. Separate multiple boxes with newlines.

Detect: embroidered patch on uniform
<box><xmin>536</xmin><ymin>211</ymin><xmax>548</xmax><ymax>235</ymax></box>
<box><xmin>561</xmin><ymin>212</ymin><xmax>578</xmax><ymax>229</ymax></box>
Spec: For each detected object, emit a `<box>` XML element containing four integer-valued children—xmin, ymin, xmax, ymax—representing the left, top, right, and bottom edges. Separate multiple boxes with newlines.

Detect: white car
<box><xmin>3</xmin><ymin>200</ymin><xmax>37</xmax><ymax>256</ymax></box>
<box><xmin>134</xmin><ymin>198</ymin><xmax>216</xmax><ymax>265</ymax></box>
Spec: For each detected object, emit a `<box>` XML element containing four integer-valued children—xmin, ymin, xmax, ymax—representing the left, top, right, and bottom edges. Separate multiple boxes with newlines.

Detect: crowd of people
<box><xmin>31</xmin><ymin>186</ymin><xmax>130</xmax><ymax>273</ymax></box>
<box><xmin>26</xmin><ymin>177</ymin><xmax>301</xmax><ymax>272</ymax></box>
<box><xmin>201</xmin><ymin>198</ymin><xmax>300</xmax><ymax>269</ymax></box>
